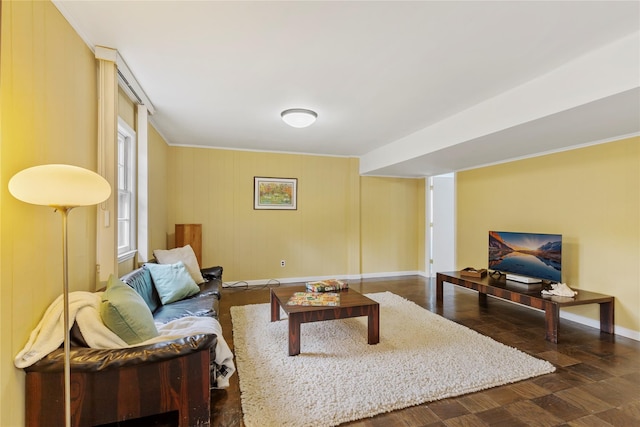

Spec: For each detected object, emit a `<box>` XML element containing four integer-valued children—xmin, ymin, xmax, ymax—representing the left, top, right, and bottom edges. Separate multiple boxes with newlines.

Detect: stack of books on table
<box><xmin>305</xmin><ymin>279</ymin><xmax>349</xmax><ymax>292</ymax></box>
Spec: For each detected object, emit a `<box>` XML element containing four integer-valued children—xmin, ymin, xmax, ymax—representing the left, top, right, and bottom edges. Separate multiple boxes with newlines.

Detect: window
<box><xmin>117</xmin><ymin>119</ymin><xmax>136</xmax><ymax>258</ymax></box>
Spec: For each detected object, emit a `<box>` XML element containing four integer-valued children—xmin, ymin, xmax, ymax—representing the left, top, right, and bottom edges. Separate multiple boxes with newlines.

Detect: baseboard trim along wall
<box><xmin>223</xmin><ymin>271</ymin><xmax>425</xmax><ymax>288</ymax></box>
<box><xmin>559</xmin><ymin>311</ymin><xmax>639</xmax><ymax>342</ymax></box>
<box><xmin>360</xmin><ymin>271</ymin><xmax>424</xmax><ymax>279</ymax></box>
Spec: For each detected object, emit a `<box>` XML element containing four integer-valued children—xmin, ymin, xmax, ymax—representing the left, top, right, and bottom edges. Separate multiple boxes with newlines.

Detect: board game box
<box><xmin>286</xmin><ymin>292</ymin><xmax>340</xmax><ymax>306</ymax></box>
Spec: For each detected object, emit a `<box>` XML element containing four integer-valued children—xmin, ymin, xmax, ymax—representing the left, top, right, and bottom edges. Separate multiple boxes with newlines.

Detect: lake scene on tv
<box><xmin>488</xmin><ymin>231</ymin><xmax>562</xmax><ymax>282</ymax></box>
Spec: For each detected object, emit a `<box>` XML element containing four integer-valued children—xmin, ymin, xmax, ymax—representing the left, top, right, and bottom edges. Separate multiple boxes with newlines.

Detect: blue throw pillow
<box><xmin>146</xmin><ymin>261</ymin><xmax>200</xmax><ymax>305</ymax></box>
<box><xmin>100</xmin><ymin>275</ymin><xmax>159</xmax><ymax>345</ymax></box>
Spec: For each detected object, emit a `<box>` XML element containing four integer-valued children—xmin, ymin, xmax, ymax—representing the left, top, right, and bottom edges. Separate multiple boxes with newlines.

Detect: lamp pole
<box><xmin>57</xmin><ymin>206</ymin><xmax>73</xmax><ymax>427</ymax></box>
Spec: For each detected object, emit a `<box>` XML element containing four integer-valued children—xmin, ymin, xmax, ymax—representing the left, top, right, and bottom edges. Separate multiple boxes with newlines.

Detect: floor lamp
<box><xmin>9</xmin><ymin>164</ymin><xmax>111</xmax><ymax>427</ymax></box>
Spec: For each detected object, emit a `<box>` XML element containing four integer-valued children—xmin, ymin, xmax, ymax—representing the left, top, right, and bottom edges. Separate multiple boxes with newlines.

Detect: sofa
<box><xmin>22</xmin><ymin>263</ymin><xmax>224</xmax><ymax>427</ymax></box>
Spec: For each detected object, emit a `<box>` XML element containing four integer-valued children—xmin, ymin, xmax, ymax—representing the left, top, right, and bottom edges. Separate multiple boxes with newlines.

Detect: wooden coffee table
<box><xmin>270</xmin><ymin>285</ymin><xmax>379</xmax><ymax>356</ymax></box>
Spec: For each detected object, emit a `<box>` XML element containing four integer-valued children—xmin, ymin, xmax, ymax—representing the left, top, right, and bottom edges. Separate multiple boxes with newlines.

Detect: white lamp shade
<box><xmin>9</xmin><ymin>164</ymin><xmax>111</xmax><ymax>207</ymax></box>
<box><xmin>281</xmin><ymin>109</ymin><xmax>317</xmax><ymax>128</ymax></box>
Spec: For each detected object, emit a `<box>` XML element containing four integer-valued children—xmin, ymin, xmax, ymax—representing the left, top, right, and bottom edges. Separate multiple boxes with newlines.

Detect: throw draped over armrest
<box><xmin>24</xmin><ymin>334</ymin><xmax>217</xmax><ymax>373</ymax></box>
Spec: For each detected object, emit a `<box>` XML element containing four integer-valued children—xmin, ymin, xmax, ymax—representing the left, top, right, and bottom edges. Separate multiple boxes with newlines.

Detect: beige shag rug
<box><xmin>231</xmin><ymin>291</ymin><xmax>555</xmax><ymax>427</ymax></box>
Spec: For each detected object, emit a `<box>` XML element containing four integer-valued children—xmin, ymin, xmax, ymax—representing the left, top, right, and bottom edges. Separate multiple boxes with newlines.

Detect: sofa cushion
<box><xmin>146</xmin><ymin>261</ymin><xmax>200</xmax><ymax>305</ymax></box>
<box><xmin>149</xmin><ymin>279</ymin><xmax>222</xmax><ymax>324</ymax></box>
<box><xmin>100</xmin><ymin>275</ymin><xmax>159</xmax><ymax>345</ymax></box>
<box><xmin>153</xmin><ymin>245</ymin><xmax>205</xmax><ymax>284</ymax></box>
<box><xmin>152</xmin><ymin>293</ymin><xmax>217</xmax><ymax>323</ymax></box>
<box><xmin>121</xmin><ymin>266</ymin><xmax>161</xmax><ymax>313</ymax></box>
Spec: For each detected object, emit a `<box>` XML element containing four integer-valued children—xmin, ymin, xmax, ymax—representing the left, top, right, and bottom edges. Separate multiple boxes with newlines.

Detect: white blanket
<box><xmin>14</xmin><ymin>291</ymin><xmax>235</xmax><ymax>387</ymax></box>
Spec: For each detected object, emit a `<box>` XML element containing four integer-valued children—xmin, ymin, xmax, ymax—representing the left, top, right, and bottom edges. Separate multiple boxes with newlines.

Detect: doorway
<box><xmin>428</xmin><ymin>173</ymin><xmax>455</xmax><ymax>277</ymax></box>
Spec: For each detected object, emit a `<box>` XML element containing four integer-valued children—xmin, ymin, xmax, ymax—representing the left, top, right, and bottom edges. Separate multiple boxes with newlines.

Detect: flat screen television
<box><xmin>488</xmin><ymin>231</ymin><xmax>562</xmax><ymax>283</ymax></box>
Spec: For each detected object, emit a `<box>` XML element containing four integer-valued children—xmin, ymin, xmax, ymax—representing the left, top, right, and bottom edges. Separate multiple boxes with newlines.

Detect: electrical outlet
<box><xmin>280</xmin><ymin>260</ymin><xmax>286</xmax><ymax>267</ymax></box>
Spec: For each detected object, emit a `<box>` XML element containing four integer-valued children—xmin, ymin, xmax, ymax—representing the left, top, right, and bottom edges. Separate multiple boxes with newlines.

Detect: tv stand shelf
<box><xmin>436</xmin><ymin>271</ymin><xmax>614</xmax><ymax>343</ymax></box>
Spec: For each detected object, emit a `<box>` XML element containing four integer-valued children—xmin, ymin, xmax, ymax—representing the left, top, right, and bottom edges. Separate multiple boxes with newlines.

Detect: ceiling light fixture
<box><xmin>281</xmin><ymin>108</ymin><xmax>317</xmax><ymax>128</ymax></box>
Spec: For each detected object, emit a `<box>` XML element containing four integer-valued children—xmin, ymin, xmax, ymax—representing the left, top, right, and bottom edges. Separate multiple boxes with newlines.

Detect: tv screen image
<box><xmin>488</xmin><ymin>231</ymin><xmax>562</xmax><ymax>283</ymax></box>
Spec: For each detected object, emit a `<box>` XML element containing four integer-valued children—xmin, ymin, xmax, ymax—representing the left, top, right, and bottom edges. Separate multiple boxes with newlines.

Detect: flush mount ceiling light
<box><xmin>281</xmin><ymin>108</ymin><xmax>317</xmax><ymax>128</ymax></box>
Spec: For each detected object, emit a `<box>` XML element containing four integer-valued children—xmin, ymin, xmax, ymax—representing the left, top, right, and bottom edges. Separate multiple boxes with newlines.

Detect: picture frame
<box><xmin>254</xmin><ymin>177</ymin><xmax>297</xmax><ymax>210</ymax></box>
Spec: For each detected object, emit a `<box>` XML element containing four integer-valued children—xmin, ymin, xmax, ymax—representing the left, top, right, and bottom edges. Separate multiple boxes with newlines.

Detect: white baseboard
<box><xmin>559</xmin><ymin>311</ymin><xmax>640</xmax><ymax>342</ymax></box>
<box><xmin>222</xmin><ymin>271</ymin><xmax>427</xmax><ymax>288</ymax></box>
<box><xmin>222</xmin><ymin>274</ymin><xmax>360</xmax><ymax>288</ymax></box>
<box><xmin>360</xmin><ymin>270</ymin><xmax>424</xmax><ymax>279</ymax></box>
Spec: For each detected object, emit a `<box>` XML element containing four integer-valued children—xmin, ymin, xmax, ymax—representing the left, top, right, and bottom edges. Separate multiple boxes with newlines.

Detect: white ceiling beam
<box><xmin>360</xmin><ymin>32</ymin><xmax>640</xmax><ymax>175</ymax></box>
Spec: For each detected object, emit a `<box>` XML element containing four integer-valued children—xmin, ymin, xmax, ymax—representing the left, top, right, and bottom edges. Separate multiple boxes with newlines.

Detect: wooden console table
<box><xmin>436</xmin><ymin>271</ymin><xmax>614</xmax><ymax>343</ymax></box>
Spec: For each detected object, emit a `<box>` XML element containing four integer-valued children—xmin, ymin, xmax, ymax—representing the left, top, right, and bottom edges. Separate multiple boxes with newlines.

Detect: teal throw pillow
<box><xmin>146</xmin><ymin>261</ymin><xmax>200</xmax><ymax>305</ymax></box>
<box><xmin>100</xmin><ymin>275</ymin><xmax>159</xmax><ymax>345</ymax></box>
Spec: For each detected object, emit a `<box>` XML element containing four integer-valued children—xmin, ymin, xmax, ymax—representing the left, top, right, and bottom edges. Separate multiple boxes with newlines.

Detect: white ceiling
<box><xmin>54</xmin><ymin>1</ymin><xmax>640</xmax><ymax>177</ymax></box>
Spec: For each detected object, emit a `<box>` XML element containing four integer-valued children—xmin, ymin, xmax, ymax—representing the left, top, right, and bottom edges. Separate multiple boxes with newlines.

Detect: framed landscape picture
<box><xmin>254</xmin><ymin>177</ymin><xmax>297</xmax><ymax>210</ymax></box>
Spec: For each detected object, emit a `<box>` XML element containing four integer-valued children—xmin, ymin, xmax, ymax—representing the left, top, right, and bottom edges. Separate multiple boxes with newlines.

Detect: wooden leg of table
<box><xmin>368</xmin><ymin>304</ymin><xmax>379</xmax><ymax>345</ymax></box>
<box><xmin>479</xmin><ymin>292</ymin><xmax>488</xmax><ymax>307</ymax></box>
<box><xmin>545</xmin><ymin>303</ymin><xmax>559</xmax><ymax>343</ymax></box>
<box><xmin>600</xmin><ymin>300</ymin><xmax>615</xmax><ymax>334</ymax></box>
<box><xmin>288</xmin><ymin>314</ymin><xmax>301</xmax><ymax>356</ymax></box>
<box><xmin>270</xmin><ymin>290</ymin><xmax>280</xmax><ymax>322</ymax></box>
<box><xmin>436</xmin><ymin>273</ymin><xmax>444</xmax><ymax>305</ymax></box>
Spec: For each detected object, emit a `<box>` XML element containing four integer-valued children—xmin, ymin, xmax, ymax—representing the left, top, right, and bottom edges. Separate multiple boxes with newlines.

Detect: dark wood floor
<box><xmin>211</xmin><ymin>276</ymin><xmax>640</xmax><ymax>427</ymax></box>
<box><xmin>112</xmin><ymin>276</ymin><xmax>639</xmax><ymax>426</ymax></box>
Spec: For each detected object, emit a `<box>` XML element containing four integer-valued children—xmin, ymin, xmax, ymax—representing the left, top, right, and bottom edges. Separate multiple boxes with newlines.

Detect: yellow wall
<box><xmin>165</xmin><ymin>147</ymin><xmax>425</xmax><ymax>282</ymax></box>
<box><xmin>0</xmin><ymin>1</ymin><xmax>99</xmax><ymax>425</ymax></box>
<box><xmin>457</xmin><ymin>137</ymin><xmax>640</xmax><ymax>333</ymax></box>
<box><xmin>361</xmin><ymin>176</ymin><xmax>425</xmax><ymax>273</ymax></box>
<box><xmin>166</xmin><ymin>148</ymin><xmax>359</xmax><ymax>281</ymax></box>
